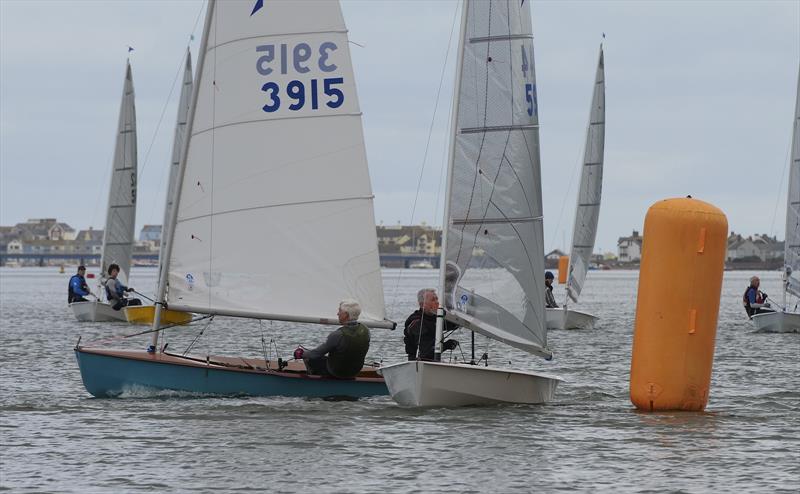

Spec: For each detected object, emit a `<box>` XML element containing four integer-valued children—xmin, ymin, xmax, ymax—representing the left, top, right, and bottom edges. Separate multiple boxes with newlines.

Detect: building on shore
<box><xmin>617</xmin><ymin>230</ymin><xmax>642</xmax><ymax>262</ymax></box>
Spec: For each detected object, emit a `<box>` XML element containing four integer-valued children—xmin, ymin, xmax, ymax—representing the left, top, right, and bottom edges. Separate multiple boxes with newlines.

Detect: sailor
<box><xmin>295</xmin><ymin>300</ymin><xmax>371</xmax><ymax>378</ymax></box>
<box><xmin>545</xmin><ymin>271</ymin><xmax>559</xmax><ymax>308</ymax></box>
<box><xmin>404</xmin><ymin>288</ymin><xmax>458</xmax><ymax>361</ymax></box>
<box><xmin>68</xmin><ymin>265</ymin><xmax>91</xmax><ymax>303</ymax></box>
<box><xmin>105</xmin><ymin>263</ymin><xmax>142</xmax><ymax>311</ymax></box>
<box><xmin>743</xmin><ymin>276</ymin><xmax>772</xmax><ymax>318</ymax></box>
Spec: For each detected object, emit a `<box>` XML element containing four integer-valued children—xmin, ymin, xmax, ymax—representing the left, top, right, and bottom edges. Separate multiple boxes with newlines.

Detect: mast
<box><xmin>435</xmin><ymin>0</ymin><xmax>469</xmax><ymax>362</ymax></box>
<box><xmin>151</xmin><ymin>0</ymin><xmax>216</xmax><ymax>344</ymax></box>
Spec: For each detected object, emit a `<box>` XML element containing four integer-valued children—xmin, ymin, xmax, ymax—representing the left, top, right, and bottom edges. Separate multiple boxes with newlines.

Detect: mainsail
<box><xmin>566</xmin><ymin>46</ymin><xmax>605</xmax><ymax>304</ymax></box>
<box><xmin>786</xmin><ymin>65</ymin><xmax>800</xmax><ymax>298</ymax></box>
<box><xmin>158</xmin><ymin>50</ymin><xmax>193</xmax><ymax>279</ymax></box>
<box><xmin>441</xmin><ymin>0</ymin><xmax>550</xmax><ymax>358</ymax></box>
<box><xmin>162</xmin><ymin>0</ymin><xmax>388</xmax><ymax>326</ymax></box>
<box><xmin>100</xmin><ymin>61</ymin><xmax>138</xmax><ymax>287</ymax></box>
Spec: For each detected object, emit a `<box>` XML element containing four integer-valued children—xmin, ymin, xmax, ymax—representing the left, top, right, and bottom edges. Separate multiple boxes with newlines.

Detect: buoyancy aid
<box><xmin>327</xmin><ymin>323</ymin><xmax>370</xmax><ymax>378</ymax></box>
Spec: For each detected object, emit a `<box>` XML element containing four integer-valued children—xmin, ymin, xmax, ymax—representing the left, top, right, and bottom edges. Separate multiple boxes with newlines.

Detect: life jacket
<box><xmin>105</xmin><ymin>278</ymin><xmax>124</xmax><ymax>300</ymax></box>
<box><xmin>68</xmin><ymin>275</ymin><xmax>85</xmax><ymax>302</ymax></box>
<box><xmin>327</xmin><ymin>323</ymin><xmax>370</xmax><ymax>378</ymax></box>
<box><xmin>742</xmin><ymin>286</ymin><xmax>764</xmax><ymax>317</ymax></box>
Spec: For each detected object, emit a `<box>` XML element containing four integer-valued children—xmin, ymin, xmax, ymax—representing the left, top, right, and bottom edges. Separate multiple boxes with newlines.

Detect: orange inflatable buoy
<box><xmin>558</xmin><ymin>255</ymin><xmax>569</xmax><ymax>284</ymax></box>
<box><xmin>629</xmin><ymin>197</ymin><xmax>728</xmax><ymax>412</ymax></box>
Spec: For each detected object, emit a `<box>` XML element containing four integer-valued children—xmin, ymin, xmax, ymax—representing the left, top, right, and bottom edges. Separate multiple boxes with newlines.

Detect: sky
<box><xmin>1</xmin><ymin>0</ymin><xmax>798</xmax><ymax>254</ymax></box>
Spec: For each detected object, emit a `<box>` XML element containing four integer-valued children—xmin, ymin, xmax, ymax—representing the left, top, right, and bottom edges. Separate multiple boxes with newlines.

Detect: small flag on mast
<box><xmin>128</xmin><ymin>46</ymin><xmax>134</xmax><ymax>53</ymax></box>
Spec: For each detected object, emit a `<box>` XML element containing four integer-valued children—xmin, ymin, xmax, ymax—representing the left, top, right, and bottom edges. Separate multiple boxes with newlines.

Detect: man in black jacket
<box><xmin>404</xmin><ymin>288</ymin><xmax>458</xmax><ymax>361</ymax></box>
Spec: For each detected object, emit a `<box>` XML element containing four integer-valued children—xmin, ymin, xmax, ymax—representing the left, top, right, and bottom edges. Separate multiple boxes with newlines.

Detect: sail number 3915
<box><xmin>255</xmin><ymin>42</ymin><xmax>345</xmax><ymax>113</ymax></box>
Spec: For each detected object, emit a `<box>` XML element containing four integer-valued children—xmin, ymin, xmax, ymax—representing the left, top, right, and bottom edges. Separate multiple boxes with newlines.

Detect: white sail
<box><xmin>100</xmin><ymin>61</ymin><xmax>137</xmax><ymax>287</ymax></box>
<box><xmin>440</xmin><ymin>0</ymin><xmax>550</xmax><ymax>358</ymax></box>
<box><xmin>566</xmin><ymin>46</ymin><xmax>605</xmax><ymax>304</ymax></box>
<box><xmin>159</xmin><ymin>50</ymin><xmax>193</xmax><ymax>276</ymax></box>
<box><xmin>164</xmin><ymin>0</ymin><xmax>387</xmax><ymax>326</ymax></box>
<box><xmin>786</xmin><ymin>64</ymin><xmax>800</xmax><ymax>298</ymax></box>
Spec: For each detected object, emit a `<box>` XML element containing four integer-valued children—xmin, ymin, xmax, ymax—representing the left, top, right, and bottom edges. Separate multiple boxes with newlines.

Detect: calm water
<box><xmin>0</xmin><ymin>267</ymin><xmax>798</xmax><ymax>492</ymax></box>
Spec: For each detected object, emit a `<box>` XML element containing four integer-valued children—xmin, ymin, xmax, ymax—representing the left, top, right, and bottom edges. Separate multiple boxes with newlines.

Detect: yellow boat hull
<box><xmin>123</xmin><ymin>305</ymin><xmax>192</xmax><ymax>326</ymax></box>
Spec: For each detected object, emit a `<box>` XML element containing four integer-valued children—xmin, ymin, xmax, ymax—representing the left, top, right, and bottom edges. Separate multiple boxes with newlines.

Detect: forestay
<box><xmin>101</xmin><ymin>61</ymin><xmax>138</xmax><ymax>287</ymax></box>
<box><xmin>786</xmin><ymin>65</ymin><xmax>800</xmax><ymax>298</ymax></box>
<box><xmin>165</xmin><ymin>0</ymin><xmax>387</xmax><ymax>326</ymax></box>
<box><xmin>441</xmin><ymin>0</ymin><xmax>550</xmax><ymax>358</ymax></box>
<box><xmin>158</xmin><ymin>50</ymin><xmax>193</xmax><ymax>284</ymax></box>
<box><xmin>566</xmin><ymin>47</ymin><xmax>605</xmax><ymax>304</ymax></box>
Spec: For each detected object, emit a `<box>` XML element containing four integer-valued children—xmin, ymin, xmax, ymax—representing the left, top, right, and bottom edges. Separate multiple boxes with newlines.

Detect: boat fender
<box><xmin>630</xmin><ymin>197</ymin><xmax>727</xmax><ymax>412</ymax></box>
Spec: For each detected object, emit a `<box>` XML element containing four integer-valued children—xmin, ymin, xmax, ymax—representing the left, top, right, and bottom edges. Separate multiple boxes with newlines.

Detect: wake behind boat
<box><xmin>547</xmin><ymin>45</ymin><xmax>606</xmax><ymax>331</ymax></box>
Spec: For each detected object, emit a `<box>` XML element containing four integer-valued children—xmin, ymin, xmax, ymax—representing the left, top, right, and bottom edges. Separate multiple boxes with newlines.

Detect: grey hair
<box><xmin>339</xmin><ymin>299</ymin><xmax>362</xmax><ymax>321</ymax></box>
<box><xmin>417</xmin><ymin>288</ymin><xmax>436</xmax><ymax>306</ymax></box>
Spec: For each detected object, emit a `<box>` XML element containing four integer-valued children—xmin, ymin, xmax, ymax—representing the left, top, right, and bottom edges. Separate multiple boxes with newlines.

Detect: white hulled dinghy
<box><xmin>380</xmin><ymin>0</ymin><xmax>563</xmax><ymax>407</ymax></box>
<box><xmin>75</xmin><ymin>0</ymin><xmax>395</xmax><ymax>399</ymax></box>
<box><xmin>751</xmin><ymin>65</ymin><xmax>800</xmax><ymax>333</ymax></box>
<box><xmin>71</xmin><ymin>60</ymin><xmax>138</xmax><ymax>323</ymax></box>
<box><xmin>546</xmin><ymin>45</ymin><xmax>605</xmax><ymax>331</ymax></box>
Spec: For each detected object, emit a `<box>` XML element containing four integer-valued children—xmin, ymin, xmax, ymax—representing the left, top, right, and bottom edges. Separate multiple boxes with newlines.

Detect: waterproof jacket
<box><xmin>68</xmin><ymin>274</ymin><xmax>90</xmax><ymax>303</ymax></box>
<box><xmin>404</xmin><ymin>309</ymin><xmax>458</xmax><ymax>361</ymax></box>
<box><xmin>304</xmin><ymin>322</ymin><xmax>370</xmax><ymax>378</ymax></box>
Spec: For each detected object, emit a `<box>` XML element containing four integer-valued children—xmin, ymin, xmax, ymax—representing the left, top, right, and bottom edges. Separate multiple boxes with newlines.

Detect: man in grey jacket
<box><xmin>294</xmin><ymin>300</ymin><xmax>370</xmax><ymax>379</ymax></box>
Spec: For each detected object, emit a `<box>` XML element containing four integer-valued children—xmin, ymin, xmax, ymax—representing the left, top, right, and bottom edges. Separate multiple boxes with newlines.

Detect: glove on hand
<box><xmin>293</xmin><ymin>347</ymin><xmax>305</xmax><ymax>360</ymax></box>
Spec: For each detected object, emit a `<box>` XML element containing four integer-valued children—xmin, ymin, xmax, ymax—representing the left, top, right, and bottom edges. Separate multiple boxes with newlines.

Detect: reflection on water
<box><xmin>0</xmin><ymin>267</ymin><xmax>798</xmax><ymax>492</ymax></box>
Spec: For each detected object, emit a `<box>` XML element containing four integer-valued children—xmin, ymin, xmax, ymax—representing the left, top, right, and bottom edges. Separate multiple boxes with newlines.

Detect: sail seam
<box><xmin>452</xmin><ymin>215</ymin><xmax>542</xmax><ymax>225</ymax></box>
<box><xmin>207</xmin><ymin>30</ymin><xmax>348</xmax><ymax>52</ymax></box>
<box><xmin>176</xmin><ymin>195</ymin><xmax>374</xmax><ymax>223</ymax></box>
<box><xmin>469</xmin><ymin>34</ymin><xmax>532</xmax><ymax>43</ymax></box>
<box><xmin>460</xmin><ymin>124</ymin><xmax>539</xmax><ymax>133</ymax></box>
<box><xmin>191</xmin><ymin>112</ymin><xmax>362</xmax><ymax>137</ymax></box>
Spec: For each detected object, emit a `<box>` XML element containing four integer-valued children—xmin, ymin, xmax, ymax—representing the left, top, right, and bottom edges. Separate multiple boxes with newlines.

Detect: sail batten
<box><xmin>441</xmin><ymin>0</ymin><xmax>550</xmax><ymax>358</ymax></box>
<box><xmin>566</xmin><ymin>46</ymin><xmax>606</xmax><ymax>304</ymax></box>
<box><xmin>164</xmin><ymin>0</ymin><xmax>387</xmax><ymax>324</ymax></box>
<box><xmin>100</xmin><ymin>61</ymin><xmax>137</xmax><ymax>287</ymax></box>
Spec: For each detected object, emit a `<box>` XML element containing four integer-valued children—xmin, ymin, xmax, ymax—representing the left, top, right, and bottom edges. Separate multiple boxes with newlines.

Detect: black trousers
<box><xmin>111</xmin><ymin>298</ymin><xmax>142</xmax><ymax>311</ymax></box>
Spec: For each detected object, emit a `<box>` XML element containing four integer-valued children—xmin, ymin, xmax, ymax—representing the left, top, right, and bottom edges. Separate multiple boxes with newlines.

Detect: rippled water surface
<box><xmin>1</xmin><ymin>267</ymin><xmax>798</xmax><ymax>492</ymax></box>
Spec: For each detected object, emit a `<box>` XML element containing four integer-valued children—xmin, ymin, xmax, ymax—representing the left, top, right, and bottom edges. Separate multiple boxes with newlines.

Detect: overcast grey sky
<box><xmin>1</xmin><ymin>0</ymin><xmax>798</xmax><ymax>253</ymax></box>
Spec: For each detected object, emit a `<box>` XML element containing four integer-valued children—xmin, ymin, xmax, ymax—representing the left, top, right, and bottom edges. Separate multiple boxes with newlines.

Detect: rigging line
<box><xmin>547</xmin><ymin>139</ymin><xmax>581</xmax><ymax>254</ymax></box>
<box><xmin>141</xmin><ymin>0</ymin><xmax>204</xmax><ymax>222</ymax></box>
<box><xmin>388</xmin><ymin>0</ymin><xmax>459</xmax><ymax>311</ymax></box>
<box><xmin>768</xmin><ymin>138</ymin><xmax>793</xmax><ymax>238</ymax></box>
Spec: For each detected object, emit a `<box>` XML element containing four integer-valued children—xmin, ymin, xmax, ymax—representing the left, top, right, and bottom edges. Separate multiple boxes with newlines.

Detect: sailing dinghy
<box><xmin>546</xmin><ymin>46</ymin><xmax>605</xmax><ymax>330</ymax></box>
<box><xmin>70</xmin><ymin>61</ymin><xmax>138</xmax><ymax>323</ymax></box>
<box><xmin>76</xmin><ymin>0</ymin><xmax>394</xmax><ymax>399</ymax></box>
<box><xmin>751</xmin><ymin>65</ymin><xmax>800</xmax><ymax>333</ymax></box>
<box><xmin>379</xmin><ymin>0</ymin><xmax>563</xmax><ymax>407</ymax></box>
<box><xmin>124</xmin><ymin>49</ymin><xmax>194</xmax><ymax>327</ymax></box>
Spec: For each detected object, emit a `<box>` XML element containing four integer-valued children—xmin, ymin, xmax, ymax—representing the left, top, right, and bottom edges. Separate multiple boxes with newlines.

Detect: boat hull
<box><xmin>74</xmin><ymin>348</ymin><xmax>388</xmax><ymax>399</ymax></box>
<box><xmin>123</xmin><ymin>305</ymin><xmax>193</xmax><ymax>326</ymax></box>
<box><xmin>545</xmin><ymin>307</ymin><xmax>598</xmax><ymax>330</ymax></box>
<box><xmin>751</xmin><ymin>311</ymin><xmax>800</xmax><ymax>333</ymax></box>
<box><xmin>378</xmin><ymin>361</ymin><xmax>561</xmax><ymax>407</ymax></box>
<box><xmin>69</xmin><ymin>301</ymin><xmax>128</xmax><ymax>322</ymax></box>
